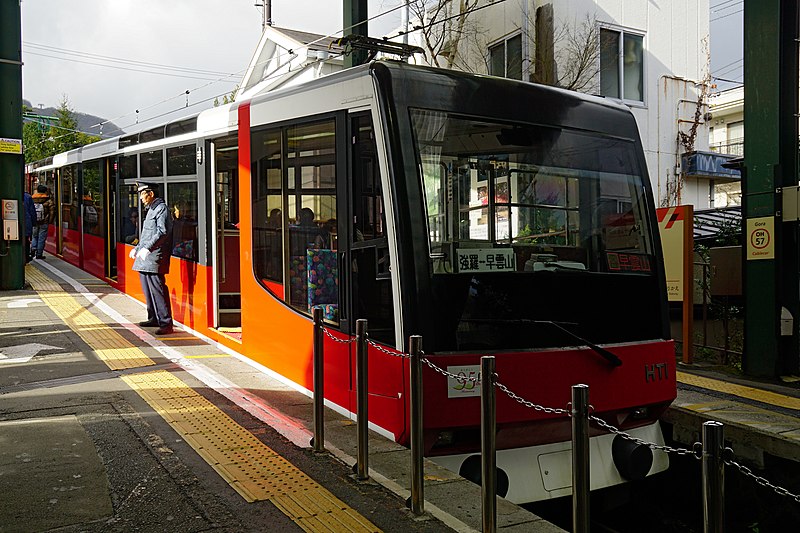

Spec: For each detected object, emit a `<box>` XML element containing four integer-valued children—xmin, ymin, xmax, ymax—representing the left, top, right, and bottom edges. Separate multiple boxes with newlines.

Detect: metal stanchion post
<box><xmin>312</xmin><ymin>307</ymin><xmax>325</xmax><ymax>453</ymax></box>
<box><xmin>571</xmin><ymin>384</ymin><xmax>590</xmax><ymax>533</ymax></box>
<box><xmin>409</xmin><ymin>335</ymin><xmax>424</xmax><ymax>515</ymax></box>
<box><xmin>356</xmin><ymin>319</ymin><xmax>369</xmax><ymax>480</ymax></box>
<box><xmin>702</xmin><ymin>421</ymin><xmax>725</xmax><ymax>533</ymax></box>
<box><xmin>481</xmin><ymin>356</ymin><xmax>496</xmax><ymax>533</ymax></box>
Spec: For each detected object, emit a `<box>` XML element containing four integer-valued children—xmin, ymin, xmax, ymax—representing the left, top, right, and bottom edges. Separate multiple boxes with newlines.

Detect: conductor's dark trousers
<box><xmin>139</xmin><ymin>272</ymin><xmax>173</xmax><ymax>327</ymax></box>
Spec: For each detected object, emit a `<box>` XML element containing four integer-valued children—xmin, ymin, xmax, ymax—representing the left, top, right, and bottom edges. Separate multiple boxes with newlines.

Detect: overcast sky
<box><xmin>21</xmin><ymin>0</ymin><xmax>402</xmax><ymax>135</ymax></box>
<box><xmin>709</xmin><ymin>0</ymin><xmax>743</xmax><ymax>92</ymax></box>
<box><xmin>21</xmin><ymin>1</ymin><xmax>742</xmax><ymax>136</ymax></box>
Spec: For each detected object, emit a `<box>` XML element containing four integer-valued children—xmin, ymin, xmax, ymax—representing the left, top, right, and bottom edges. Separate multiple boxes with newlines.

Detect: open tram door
<box><xmin>210</xmin><ymin>136</ymin><xmax>242</xmax><ymax>334</ymax></box>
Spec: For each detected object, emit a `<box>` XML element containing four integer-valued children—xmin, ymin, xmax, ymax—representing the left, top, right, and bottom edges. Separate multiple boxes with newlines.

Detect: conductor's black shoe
<box><xmin>155</xmin><ymin>326</ymin><xmax>174</xmax><ymax>335</ymax></box>
<box><xmin>138</xmin><ymin>320</ymin><xmax>158</xmax><ymax>327</ymax></box>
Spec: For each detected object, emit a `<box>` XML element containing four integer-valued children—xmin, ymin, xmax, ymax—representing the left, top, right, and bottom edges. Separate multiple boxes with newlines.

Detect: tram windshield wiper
<box><xmin>535</xmin><ymin>320</ymin><xmax>622</xmax><ymax>367</ymax></box>
<box><xmin>459</xmin><ymin>318</ymin><xmax>623</xmax><ymax>366</ymax></box>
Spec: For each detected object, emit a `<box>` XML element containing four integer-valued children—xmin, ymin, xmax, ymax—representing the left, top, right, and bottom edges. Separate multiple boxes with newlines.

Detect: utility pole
<box><xmin>0</xmin><ymin>0</ymin><xmax>24</xmax><ymax>289</ymax></box>
<box><xmin>255</xmin><ymin>1</ymin><xmax>272</xmax><ymax>32</ymax></box>
<box><xmin>742</xmin><ymin>0</ymin><xmax>800</xmax><ymax>377</ymax></box>
<box><xmin>344</xmin><ymin>0</ymin><xmax>368</xmax><ymax>68</ymax></box>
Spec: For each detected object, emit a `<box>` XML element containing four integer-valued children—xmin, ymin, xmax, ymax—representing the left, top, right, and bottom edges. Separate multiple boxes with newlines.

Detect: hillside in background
<box><xmin>23</xmin><ymin>99</ymin><xmax>125</xmax><ymax>138</ymax></box>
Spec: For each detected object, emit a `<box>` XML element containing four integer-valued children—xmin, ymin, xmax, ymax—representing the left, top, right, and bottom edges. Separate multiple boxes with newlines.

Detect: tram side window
<box><xmin>120</xmin><ymin>184</ymin><xmax>140</xmax><ymax>245</ymax></box>
<box><xmin>167</xmin><ymin>144</ymin><xmax>196</xmax><ymax>176</ymax></box>
<box><xmin>167</xmin><ymin>183</ymin><xmax>199</xmax><ymax>262</ymax></box>
<box><xmin>120</xmin><ymin>155</ymin><xmax>137</xmax><ymax>180</ymax></box>
<box><xmin>251</xmin><ymin>120</ymin><xmax>339</xmax><ymax>324</ymax></box>
<box><xmin>140</xmin><ymin>150</ymin><xmax>163</xmax><ymax>178</ymax></box>
<box><xmin>252</xmin><ymin>129</ymin><xmax>284</xmax><ymax>294</ymax></box>
<box><xmin>82</xmin><ymin>160</ymin><xmax>104</xmax><ymax>237</ymax></box>
<box><xmin>61</xmin><ymin>165</ymin><xmax>79</xmax><ymax>231</ymax></box>
<box><xmin>286</xmin><ymin>120</ymin><xmax>337</xmax><ymax>321</ymax></box>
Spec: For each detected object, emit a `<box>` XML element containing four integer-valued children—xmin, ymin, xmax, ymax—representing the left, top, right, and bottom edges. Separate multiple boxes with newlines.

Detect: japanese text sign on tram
<box><xmin>455</xmin><ymin>248</ymin><xmax>516</xmax><ymax>273</ymax></box>
<box><xmin>746</xmin><ymin>216</ymin><xmax>775</xmax><ymax>260</ymax></box>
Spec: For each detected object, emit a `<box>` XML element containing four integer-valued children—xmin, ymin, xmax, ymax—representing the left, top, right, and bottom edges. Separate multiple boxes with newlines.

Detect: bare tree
<box><xmin>407</xmin><ymin>0</ymin><xmax>482</xmax><ymax>69</ymax></box>
<box><xmin>531</xmin><ymin>6</ymin><xmax>600</xmax><ymax>93</ymax></box>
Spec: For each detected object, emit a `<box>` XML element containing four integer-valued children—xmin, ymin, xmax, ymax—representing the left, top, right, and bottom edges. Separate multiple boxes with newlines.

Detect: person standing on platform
<box><xmin>31</xmin><ymin>184</ymin><xmax>54</xmax><ymax>259</ymax></box>
<box><xmin>23</xmin><ymin>191</ymin><xmax>35</xmax><ymax>263</ymax></box>
<box><xmin>129</xmin><ymin>182</ymin><xmax>174</xmax><ymax>335</ymax></box>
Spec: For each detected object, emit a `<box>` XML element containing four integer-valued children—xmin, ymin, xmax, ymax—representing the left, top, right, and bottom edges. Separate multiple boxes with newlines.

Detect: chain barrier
<box><xmin>321</xmin><ymin>326</ymin><xmax>356</xmax><ymax>344</ymax></box>
<box><xmin>588</xmin><ymin>415</ymin><xmax>701</xmax><ymax>458</ymax></box>
<box><xmin>724</xmin><ymin>450</ymin><xmax>800</xmax><ymax>504</ymax></box>
<box><xmin>319</xmin><ymin>323</ymin><xmax>800</xmax><ymax>505</ymax></box>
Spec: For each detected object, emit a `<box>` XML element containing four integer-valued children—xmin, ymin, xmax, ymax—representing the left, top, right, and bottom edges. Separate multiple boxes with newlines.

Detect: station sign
<box><xmin>746</xmin><ymin>216</ymin><xmax>775</xmax><ymax>260</ymax></box>
<box><xmin>657</xmin><ymin>206</ymin><xmax>693</xmax><ymax>302</ymax></box>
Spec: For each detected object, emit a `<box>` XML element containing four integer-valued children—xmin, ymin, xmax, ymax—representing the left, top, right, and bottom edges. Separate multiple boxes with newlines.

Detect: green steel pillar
<box><xmin>344</xmin><ymin>0</ymin><xmax>368</xmax><ymax>68</ymax></box>
<box><xmin>743</xmin><ymin>0</ymin><xmax>800</xmax><ymax>377</ymax></box>
<box><xmin>0</xmin><ymin>0</ymin><xmax>24</xmax><ymax>289</ymax></box>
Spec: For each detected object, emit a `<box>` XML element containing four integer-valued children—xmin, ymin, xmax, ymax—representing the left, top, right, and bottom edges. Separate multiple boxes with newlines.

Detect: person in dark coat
<box><xmin>129</xmin><ymin>182</ymin><xmax>174</xmax><ymax>335</ymax></box>
<box><xmin>23</xmin><ymin>191</ymin><xmax>35</xmax><ymax>263</ymax></box>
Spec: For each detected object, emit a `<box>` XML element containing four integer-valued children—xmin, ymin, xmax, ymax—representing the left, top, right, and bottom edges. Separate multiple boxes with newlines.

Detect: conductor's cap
<box><xmin>136</xmin><ymin>182</ymin><xmax>155</xmax><ymax>193</ymax></box>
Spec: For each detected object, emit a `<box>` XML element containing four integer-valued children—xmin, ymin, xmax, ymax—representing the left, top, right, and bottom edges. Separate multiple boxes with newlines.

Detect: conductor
<box><xmin>129</xmin><ymin>182</ymin><xmax>174</xmax><ymax>335</ymax></box>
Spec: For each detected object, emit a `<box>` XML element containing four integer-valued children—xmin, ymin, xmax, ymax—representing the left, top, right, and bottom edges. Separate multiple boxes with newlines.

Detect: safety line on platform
<box><xmin>27</xmin><ymin>262</ymin><xmax>380</xmax><ymax>532</ymax></box>
<box><xmin>677</xmin><ymin>371</ymin><xmax>800</xmax><ymax>412</ymax></box>
<box><xmin>26</xmin><ymin>264</ymin><xmax>156</xmax><ymax>370</ymax></box>
<box><xmin>123</xmin><ymin>370</ymin><xmax>381</xmax><ymax>532</ymax></box>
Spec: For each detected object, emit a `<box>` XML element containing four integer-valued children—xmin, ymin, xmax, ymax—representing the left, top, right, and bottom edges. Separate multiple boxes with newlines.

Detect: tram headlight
<box><xmin>631</xmin><ymin>407</ymin><xmax>649</xmax><ymax>420</ymax></box>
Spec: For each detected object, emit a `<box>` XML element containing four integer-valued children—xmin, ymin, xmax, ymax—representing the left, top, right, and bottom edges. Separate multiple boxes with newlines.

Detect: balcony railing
<box><xmin>709</xmin><ymin>138</ymin><xmax>744</xmax><ymax>157</ymax></box>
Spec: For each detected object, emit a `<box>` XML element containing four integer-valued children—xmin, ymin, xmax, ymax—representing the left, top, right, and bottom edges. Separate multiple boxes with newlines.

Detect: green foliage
<box><xmin>22</xmin><ymin>97</ymin><xmax>101</xmax><ymax>163</ymax></box>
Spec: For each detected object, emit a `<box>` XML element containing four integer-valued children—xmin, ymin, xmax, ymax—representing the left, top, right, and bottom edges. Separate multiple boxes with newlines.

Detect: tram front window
<box><xmin>410</xmin><ymin>110</ymin><xmax>662</xmax><ymax>351</ymax></box>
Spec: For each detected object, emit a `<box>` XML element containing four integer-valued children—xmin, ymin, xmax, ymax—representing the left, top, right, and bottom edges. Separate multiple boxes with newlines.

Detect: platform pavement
<box><xmin>665</xmin><ymin>363</ymin><xmax>800</xmax><ymax>470</ymax></box>
<box><xmin>0</xmin><ymin>256</ymin><xmax>563</xmax><ymax>533</ymax></box>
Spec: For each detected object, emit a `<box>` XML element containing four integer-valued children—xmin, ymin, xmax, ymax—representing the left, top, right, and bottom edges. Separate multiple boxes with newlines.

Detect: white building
<box><xmin>239</xmin><ymin>2</ymin><xmax>723</xmax><ymax>209</ymax></box>
<box><xmin>403</xmin><ymin>0</ymin><xmax>719</xmax><ymax>209</ymax></box>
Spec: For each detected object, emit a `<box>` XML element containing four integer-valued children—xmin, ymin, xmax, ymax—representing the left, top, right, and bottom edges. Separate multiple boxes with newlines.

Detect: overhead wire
<box><xmin>91</xmin><ymin>1</ymin><xmax>413</xmax><ymax>133</ymax></box>
<box><xmin>23</xmin><ymin>41</ymin><xmax>235</xmax><ymax>77</ymax></box>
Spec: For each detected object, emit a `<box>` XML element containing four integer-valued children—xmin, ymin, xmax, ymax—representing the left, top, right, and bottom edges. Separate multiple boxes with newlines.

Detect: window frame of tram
<box><xmin>81</xmin><ymin>159</ymin><xmax>105</xmax><ymax>238</ymax></box>
<box><xmin>117</xmin><ymin>143</ymin><xmax>202</xmax><ymax>264</ymax></box>
<box><xmin>251</xmin><ymin>116</ymin><xmax>341</xmax><ymax>325</ymax></box>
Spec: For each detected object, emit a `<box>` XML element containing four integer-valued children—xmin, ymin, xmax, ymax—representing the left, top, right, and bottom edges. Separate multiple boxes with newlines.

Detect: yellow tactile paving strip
<box><xmin>26</xmin><ymin>264</ymin><xmax>379</xmax><ymax>532</ymax></box>
<box><xmin>123</xmin><ymin>370</ymin><xmax>380</xmax><ymax>532</ymax></box>
<box><xmin>677</xmin><ymin>371</ymin><xmax>800</xmax><ymax>411</ymax></box>
<box><xmin>27</xmin><ymin>264</ymin><xmax>155</xmax><ymax>370</ymax></box>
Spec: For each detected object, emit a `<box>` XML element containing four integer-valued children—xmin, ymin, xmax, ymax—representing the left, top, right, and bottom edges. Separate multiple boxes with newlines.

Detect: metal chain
<box><xmin>420</xmin><ymin>356</ymin><xmax>482</xmax><ymax>384</ymax></box>
<box><xmin>589</xmin><ymin>415</ymin><xmax>701</xmax><ymax>458</ymax></box>
<box><xmin>494</xmin><ymin>379</ymin><xmax>571</xmax><ymax>416</ymax></box>
<box><xmin>724</xmin><ymin>451</ymin><xmax>800</xmax><ymax>504</ymax></box>
<box><xmin>320</xmin><ymin>326</ymin><xmax>356</xmax><ymax>344</ymax></box>
<box><xmin>366</xmin><ymin>337</ymin><xmax>410</xmax><ymax>358</ymax></box>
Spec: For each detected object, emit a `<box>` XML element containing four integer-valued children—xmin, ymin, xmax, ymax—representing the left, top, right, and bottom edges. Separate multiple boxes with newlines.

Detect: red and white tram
<box><xmin>25</xmin><ymin>61</ymin><xmax>676</xmax><ymax>503</ymax></box>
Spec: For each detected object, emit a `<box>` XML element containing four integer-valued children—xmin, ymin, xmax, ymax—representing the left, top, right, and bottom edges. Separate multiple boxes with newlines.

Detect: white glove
<box><xmin>136</xmin><ymin>247</ymin><xmax>151</xmax><ymax>260</ymax></box>
<box><xmin>129</xmin><ymin>248</ymin><xmax>136</xmax><ymax>259</ymax></box>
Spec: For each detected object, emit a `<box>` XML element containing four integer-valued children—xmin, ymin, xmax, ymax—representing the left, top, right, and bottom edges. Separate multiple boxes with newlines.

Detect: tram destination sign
<box><xmin>455</xmin><ymin>248</ymin><xmax>516</xmax><ymax>273</ymax></box>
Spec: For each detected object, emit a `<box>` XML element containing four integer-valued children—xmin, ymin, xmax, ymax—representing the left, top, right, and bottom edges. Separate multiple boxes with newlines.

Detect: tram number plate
<box><xmin>455</xmin><ymin>248</ymin><xmax>516</xmax><ymax>273</ymax></box>
<box><xmin>446</xmin><ymin>365</ymin><xmax>481</xmax><ymax>398</ymax></box>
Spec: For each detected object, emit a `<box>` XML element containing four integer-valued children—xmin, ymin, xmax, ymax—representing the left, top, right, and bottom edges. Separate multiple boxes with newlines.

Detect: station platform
<box><xmin>667</xmin><ymin>363</ymin><xmax>800</xmax><ymax>469</ymax></box>
<box><xmin>0</xmin><ymin>257</ymin><xmax>561</xmax><ymax>533</ymax></box>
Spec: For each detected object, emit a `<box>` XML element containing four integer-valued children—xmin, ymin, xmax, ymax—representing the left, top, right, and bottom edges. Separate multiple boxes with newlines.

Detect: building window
<box><xmin>600</xmin><ymin>28</ymin><xmax>644</xmax><ymax>102</ymax></box>
<box><xmin>489</xmin><ymin>34</ymin><xmax>522</xmax><ymax>80</ymax></box>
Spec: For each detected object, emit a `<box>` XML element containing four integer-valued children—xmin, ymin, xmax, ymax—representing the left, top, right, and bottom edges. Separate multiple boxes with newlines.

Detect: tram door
<box><xmin>211</xmin><ymin>137</ymin><xmax>241</xmax><ymax>330</ymax></box>
<box><xmin>105</xmin><ymin>157</ymin><xmax>117</xmax><ymax>280</ymax></box>
<box><xmin>346</xmin><ymin>112</ymin><xmax>398</xmax><ymax>397</ymax></box>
